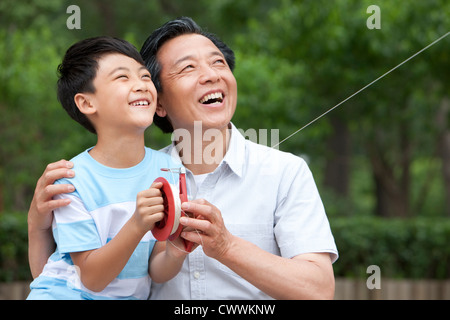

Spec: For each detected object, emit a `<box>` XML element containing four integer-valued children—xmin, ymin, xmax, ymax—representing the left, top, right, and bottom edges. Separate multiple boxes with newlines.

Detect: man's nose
<box><xmin>199</xmin><ymin>65</ymin><xmax>220</xmax><ymax>84</ymax></box>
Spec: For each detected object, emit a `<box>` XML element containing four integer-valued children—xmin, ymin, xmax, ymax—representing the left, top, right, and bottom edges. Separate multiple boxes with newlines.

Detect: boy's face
<box><xmin>81</xmin><ymin>53</ymin><xmax>157</xmax><ymax>136</ymax></box>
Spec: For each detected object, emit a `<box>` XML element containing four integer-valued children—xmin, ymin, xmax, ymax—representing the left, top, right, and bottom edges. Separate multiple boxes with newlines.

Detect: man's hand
<box><xmin>179</xmin><ymin>199</ymin><xmax>234</xmax><ymax>260</ymax></box>
<box><xmin>28</xmin><ymin>159</ymin><xmax>75</xmax><ymax>231</ymax></box>
<box><xmin>28</xmin><ymin>159</ymin><xmax>75</xmax><ymax>278</ymax></box>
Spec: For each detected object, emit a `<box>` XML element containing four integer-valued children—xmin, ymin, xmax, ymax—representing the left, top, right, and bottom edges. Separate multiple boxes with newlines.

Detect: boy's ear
<box><xmin>74</xmin><ymin>93</ymin><xmax>96</xmax><ymax>115</ymax></box>
<box><xmin>155</xmin><ymin>98</ymin><xmax>167</xmax><ymax>117</ymax></box>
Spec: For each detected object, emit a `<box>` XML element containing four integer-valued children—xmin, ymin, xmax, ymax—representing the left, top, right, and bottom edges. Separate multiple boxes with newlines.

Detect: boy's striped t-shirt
<box><xmin>28</xmin><ymin>147</ymin><xmax>180</xmax><ymax>300</ymax></box>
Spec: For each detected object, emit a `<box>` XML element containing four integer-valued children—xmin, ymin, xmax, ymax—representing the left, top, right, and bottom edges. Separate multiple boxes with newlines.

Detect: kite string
<box><xmin>272</xmin><ymin>31</ymin><xmax>450</xmax><ymax>149</ymax></box>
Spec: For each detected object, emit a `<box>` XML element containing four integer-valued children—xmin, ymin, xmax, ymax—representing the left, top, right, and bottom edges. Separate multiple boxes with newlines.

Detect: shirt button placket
<box><xmin>189</xmin><ymin>249</ymin><xmax>206</xmax><ymax>299</ymax></box>
<box><xmin>188</xmin><ymin>168</ymin><xmax>221</xmax><ymax>299</ymax></box>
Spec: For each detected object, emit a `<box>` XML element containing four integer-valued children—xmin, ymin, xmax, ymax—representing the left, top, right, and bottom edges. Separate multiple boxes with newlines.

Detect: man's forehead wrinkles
<box><xmin>173</xmin><ymin>55</ymin><xmax>195</xmax><ymax>67</ymax></box>
<box><xmin>171</xmin><ymin>50</ymin><xmax>224</xmax><ymax>67</ymax></box>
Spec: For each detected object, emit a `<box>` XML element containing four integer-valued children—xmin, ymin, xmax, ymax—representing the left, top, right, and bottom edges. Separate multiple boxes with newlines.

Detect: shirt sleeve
<box><xmin>273</xmin><ymin>157</ymin><xmax>338</xmax><ymax>263</ymax></box>
<box><xmin>52</xmin><ymin>193</ymin><xmax>102</xmax><ymax>254</ymax></box>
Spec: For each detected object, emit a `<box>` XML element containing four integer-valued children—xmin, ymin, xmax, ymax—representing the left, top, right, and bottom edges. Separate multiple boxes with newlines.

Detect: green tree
<box><xmin>0</xmin><ymin>0</ymin><xmax>448</xmax><ymax>219</ymax></box>
<box><xmin>229</xmin><ymin>0</ymin><xmax>449</xmax><ymax>217</ymax></box>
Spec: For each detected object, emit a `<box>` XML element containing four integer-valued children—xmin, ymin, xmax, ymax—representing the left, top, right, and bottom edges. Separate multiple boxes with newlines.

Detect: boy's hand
<box><xmin>132</xmin><ymin>182</ymin><xmax>165</xmax><ymax>235</ymax></box>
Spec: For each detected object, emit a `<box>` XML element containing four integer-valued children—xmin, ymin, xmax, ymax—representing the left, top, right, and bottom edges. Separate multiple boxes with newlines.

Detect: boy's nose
<box><xmin>133</xmin><ymin>79</ymin><xmax>149</xmax><ymax>92</ymax></box>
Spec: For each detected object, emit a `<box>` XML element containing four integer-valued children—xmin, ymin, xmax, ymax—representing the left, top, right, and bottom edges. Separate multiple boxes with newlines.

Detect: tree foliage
<box><xmin>0</xmin><ymin>0</ymin><xmax>448</xmax><ymax>218</ymax></box>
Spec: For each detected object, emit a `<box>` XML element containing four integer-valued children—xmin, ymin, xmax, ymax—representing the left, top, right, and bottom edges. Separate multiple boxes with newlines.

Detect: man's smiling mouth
<box><xmin>199</xmin><ymin>92</ymin><xmax>224</xmax><ymax>105</ymax></box>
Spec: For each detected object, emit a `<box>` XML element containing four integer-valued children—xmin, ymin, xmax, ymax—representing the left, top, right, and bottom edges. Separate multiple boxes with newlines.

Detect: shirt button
<box><xmin>193</xmin><ymin>271</ymin><xmax>200</xmax><ymax>279</ymax></box>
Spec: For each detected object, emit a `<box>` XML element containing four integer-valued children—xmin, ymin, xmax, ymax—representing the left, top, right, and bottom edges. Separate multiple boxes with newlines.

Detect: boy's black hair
<box><xmin>140</xmin><ymin>17</ymin><xmax>235</xmax><ymax>133</ymax></box>
<box><xmin>57</xmin><ymin>36</ymin><xmax>145</xmax><ymax>134</ymax></box>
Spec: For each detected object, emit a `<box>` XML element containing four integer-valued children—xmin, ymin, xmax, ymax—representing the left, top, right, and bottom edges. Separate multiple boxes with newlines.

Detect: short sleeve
<box><xmin>274</xmin><ymin>158</ymin><xmax>338</xmax><ymax>263</ymax></box>
<box><xmin>53</xmin><ymin>193</ymin><xmax>102</xmax><ymax>254</ymax></box>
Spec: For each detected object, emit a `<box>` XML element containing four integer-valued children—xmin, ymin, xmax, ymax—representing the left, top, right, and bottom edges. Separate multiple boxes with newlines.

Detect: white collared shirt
<box><xmin>150</xmin><ymin>123</ymin><xmax>338</xmax><ymax>300</ymax></box>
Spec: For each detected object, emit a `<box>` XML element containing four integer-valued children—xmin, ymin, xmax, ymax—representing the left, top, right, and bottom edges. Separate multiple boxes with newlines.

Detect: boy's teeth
<box><xmin>131</xmin><ymin>100</ymin><xmax>149</xmax><ymax>106</ymax></box>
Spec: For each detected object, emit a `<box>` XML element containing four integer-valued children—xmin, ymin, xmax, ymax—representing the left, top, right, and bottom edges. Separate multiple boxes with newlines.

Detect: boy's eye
<box><xmin>116</xmin><ymin>75</ymin><xmax>128</xmax><ymax>79</ymax></box>
<box><xmin>142</xmin><ymin>74</ymin><xmax>151</xmax><ymax>79</ymax></box>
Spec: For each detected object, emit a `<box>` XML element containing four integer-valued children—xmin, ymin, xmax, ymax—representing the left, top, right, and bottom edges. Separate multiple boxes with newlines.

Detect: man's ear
<box><xmin>155</xmin><ymin>98</ymin><xmax>167</xmax><ymax>117</ymax></box>
<box><xmin>74</xmin><ymin>93</ymin><xmax>96</xmax><ymax>115</ymax></box>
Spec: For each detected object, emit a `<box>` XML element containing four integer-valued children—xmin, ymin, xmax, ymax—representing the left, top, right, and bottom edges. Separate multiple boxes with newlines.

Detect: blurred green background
<box><xmin>0</xmin><ymin>0</ymin><xmax>449</xmax><ymax>282</ymax></box>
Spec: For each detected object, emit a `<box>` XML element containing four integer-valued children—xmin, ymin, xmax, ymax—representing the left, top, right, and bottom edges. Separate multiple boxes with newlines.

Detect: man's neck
<box><xmin>175</xmin><ymin>124</ymin><xmax>232</xmax><ymax>175</ymax></box>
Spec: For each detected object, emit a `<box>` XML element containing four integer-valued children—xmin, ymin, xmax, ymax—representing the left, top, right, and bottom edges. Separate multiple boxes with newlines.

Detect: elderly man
<box><xmin>28</xmin><ymin>17</ymin><xmax>337</xmax><ymax>299</ymax></box>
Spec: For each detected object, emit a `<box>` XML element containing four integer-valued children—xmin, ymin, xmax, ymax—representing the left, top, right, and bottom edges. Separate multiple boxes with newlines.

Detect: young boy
<box><xmin>27</xmin><ymin>36</ymin><xmax>190</xmax><ymax>299</ymax></box>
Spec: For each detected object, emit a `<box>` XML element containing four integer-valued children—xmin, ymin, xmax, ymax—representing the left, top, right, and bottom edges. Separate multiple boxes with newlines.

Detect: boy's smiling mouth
<box><xmin>129</xmin><ymin>99</ymin><xmax>150</xmax><ymax>107</ymax></box>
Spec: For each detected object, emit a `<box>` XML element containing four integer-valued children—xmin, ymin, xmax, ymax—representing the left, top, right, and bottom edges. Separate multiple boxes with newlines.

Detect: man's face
<box><xmin>156</xmin><ymin>34</ymin><xmax>237</xmax><ymax>133</ymax></box>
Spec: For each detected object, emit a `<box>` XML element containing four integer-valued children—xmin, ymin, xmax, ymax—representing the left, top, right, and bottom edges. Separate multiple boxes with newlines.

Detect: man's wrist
<box><xmin>217</xmin><ymin>233</ymin><xmax>239</xmax><ymax>263</ymax></box>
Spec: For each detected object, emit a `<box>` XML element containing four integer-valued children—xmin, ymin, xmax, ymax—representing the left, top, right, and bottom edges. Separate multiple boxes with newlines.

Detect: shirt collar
<box><xmin>222</xmin><ymin>122</ymin><xmax>245</xmax><ymax>178</ymax></box>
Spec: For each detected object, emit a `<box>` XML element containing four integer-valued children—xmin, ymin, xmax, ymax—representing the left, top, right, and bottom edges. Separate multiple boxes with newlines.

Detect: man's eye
<box><xmin>182</xmin><ymin>65</ymin><xmax>194</xmax><ymax>71</ymax></box>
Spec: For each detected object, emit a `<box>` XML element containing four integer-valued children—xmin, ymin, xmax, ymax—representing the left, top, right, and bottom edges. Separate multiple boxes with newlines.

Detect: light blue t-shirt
<box><xmin>28</xmin><ymin>147</ymin><xmax>180</xmax><ymax>300</ymax></box>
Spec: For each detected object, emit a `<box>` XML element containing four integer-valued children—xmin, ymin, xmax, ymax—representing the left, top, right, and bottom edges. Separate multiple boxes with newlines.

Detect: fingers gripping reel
<box><xmin>151</xmin><ymin>167</ymin><xmax>193</xmax><ymax>252</ymax></box>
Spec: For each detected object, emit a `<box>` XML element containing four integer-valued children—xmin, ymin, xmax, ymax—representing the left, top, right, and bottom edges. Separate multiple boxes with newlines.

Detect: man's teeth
<box><xmin>130</xmin><ymin>100</ymin><xmax>149</xmax><ymax>106</ymax></box>
<box><xmin>199</xmin><ymin>92</ymin><xmax>223</xmax><ymax>104</ymax></box>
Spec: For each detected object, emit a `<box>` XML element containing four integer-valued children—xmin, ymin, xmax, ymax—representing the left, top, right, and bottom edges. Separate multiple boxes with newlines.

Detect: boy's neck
<box><xmin>89</xmin><ymin>134</ymin><xmax>146</xmax><ymax>168</ymax></box>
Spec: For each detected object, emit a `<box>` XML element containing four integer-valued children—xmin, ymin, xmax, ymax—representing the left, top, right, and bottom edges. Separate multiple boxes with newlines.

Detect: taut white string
<box><xmin>272</xmin><ymin>31</ymin><xmax>450</xmax><ymax>149</ymax></box>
